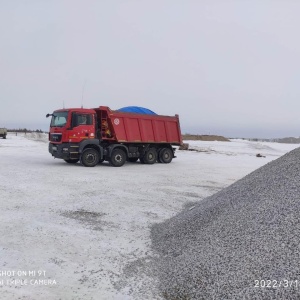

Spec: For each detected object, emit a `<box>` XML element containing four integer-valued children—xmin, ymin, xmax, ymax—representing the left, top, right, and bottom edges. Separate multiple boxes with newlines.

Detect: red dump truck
<box><xmin>46</xmin><ymin>106</ymin><xmax>182</xmax><ymax>167</ymax></box>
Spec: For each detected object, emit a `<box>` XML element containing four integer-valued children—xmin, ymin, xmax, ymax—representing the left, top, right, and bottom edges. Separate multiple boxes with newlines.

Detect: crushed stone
<box><xmin>151</xmin><ymin>147</ymin><xmax>300</xmax><ymax>299</ymax></box>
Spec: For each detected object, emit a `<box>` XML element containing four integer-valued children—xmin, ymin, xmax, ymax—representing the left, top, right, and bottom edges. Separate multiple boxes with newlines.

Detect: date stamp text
<box><xmin>255</xmin><ymin>280</ymin><xmax>298</xmax><ymax>289</ymax></box>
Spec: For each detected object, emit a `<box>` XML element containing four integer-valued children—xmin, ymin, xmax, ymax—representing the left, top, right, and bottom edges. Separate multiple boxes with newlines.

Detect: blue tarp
<box><xmin>117</xmin><ymin>106</ymin><xmax>157</xmax><ymax>115</ymax></box>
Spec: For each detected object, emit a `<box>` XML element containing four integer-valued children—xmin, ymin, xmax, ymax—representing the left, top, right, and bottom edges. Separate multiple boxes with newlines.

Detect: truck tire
<box><xmin>143</xmin><ymin>148</ymin><xmax>157</xmax><ymax>164</ymax></box>
<box><xmin>159</xmin><ymin>148</ymin><xmax>173</xmax><ymax>164</ymax></box>
<box><xmin>64</xmin><ymin>159</ymin><xmax>79</xmax><ymax>164</ymax></box>
<box><xmin>3</xmin><ymin>135</ymin><xmax>6</xmax><ymax>139</ymax></box>
<box><xmin>81</xmin><ymin>148</ymin><xmax>100</xmax><ymax>167</ymax></box>
<box><xmin>157</xmin><ymin>148</ymin><xmax>163</xmax><ymax>163</ymax></box>
<box><xmin>109</xmin><ymin>149</ymin><xmax>126</xmax><ymax>167</ymax></box>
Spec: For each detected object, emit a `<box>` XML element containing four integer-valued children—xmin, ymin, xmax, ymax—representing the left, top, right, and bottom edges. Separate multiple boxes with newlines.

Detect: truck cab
<box><xmin>48</xmin><ymin>108</ymin><xmax>101</xmax><ymax>163</ymax></box>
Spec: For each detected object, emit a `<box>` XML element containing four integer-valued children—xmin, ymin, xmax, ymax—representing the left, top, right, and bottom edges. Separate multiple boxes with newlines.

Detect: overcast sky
<box><xmin>1</xmin><ymin>1</ymin><xmax>299</xmax><ymax>138</ymax></box>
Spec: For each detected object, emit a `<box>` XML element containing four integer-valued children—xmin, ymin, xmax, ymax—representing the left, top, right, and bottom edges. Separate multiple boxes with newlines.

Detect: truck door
<box><xmin>70</xmin><ymin>113</ymin><xmax>96</xmax><ymax>141</ymax></box>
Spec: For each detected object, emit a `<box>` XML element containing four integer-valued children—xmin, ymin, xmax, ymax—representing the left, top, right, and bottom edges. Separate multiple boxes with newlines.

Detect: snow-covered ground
<box><xmin>0</xmin><ymin>133</ymin><xmax>299</xmax><ymax>300</ymax></box>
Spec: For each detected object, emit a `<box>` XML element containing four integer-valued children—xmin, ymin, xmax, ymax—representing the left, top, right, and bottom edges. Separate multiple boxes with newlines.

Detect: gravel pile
<box><xmin>151</xmin><ymin>147</ymin><xmax>300</xmax><ymax>300</ymax></box>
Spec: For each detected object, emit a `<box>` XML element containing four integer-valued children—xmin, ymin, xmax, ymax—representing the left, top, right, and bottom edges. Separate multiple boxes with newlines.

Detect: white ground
<box><xmin>0</xmin><ymin>133</ymin><xmax>298</xmax><ymax>300</ymax></box>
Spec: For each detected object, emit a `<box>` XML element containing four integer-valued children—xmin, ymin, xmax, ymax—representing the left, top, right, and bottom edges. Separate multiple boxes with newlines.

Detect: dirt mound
<box><xmin>182</xmin><ymin>134</ymin><xmax>230</xmax><ymax>142</ymax></box>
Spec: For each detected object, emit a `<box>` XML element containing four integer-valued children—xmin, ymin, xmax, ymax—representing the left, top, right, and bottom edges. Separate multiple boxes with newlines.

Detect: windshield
<box><xmin>50</xmin><ymin>111</ymin><xmax>68</xmax><ymax>127</ymax></box>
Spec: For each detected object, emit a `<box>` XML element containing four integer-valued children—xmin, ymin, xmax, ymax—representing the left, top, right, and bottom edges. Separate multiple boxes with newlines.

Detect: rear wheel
<box><xmin>109</xmin><ymin>149</ymin><xmax>126</xmax><ymax>167</ymax></box>
<box><xmin>143</xmin><ymin>148</ymin><xmax>157</xmax><ymax>164</ymax></box>
<box><xmin>157</xmin><ymin>148</ymin><xmax>163</xmax><ymax>163</ymax></box>
<box><xmin>81</xmin><ymin>148</ymin><xmax>99</xmax><ymax>167</ymax></box>
<box><xmin>159</xmin><ymin>148</ymin><xmax>173</xmax><ymax>164</ymax></box>
<box><xmin>64</xmin><ymin>159</ymin><xmax>79</xmax><ymax>164</ymax></box>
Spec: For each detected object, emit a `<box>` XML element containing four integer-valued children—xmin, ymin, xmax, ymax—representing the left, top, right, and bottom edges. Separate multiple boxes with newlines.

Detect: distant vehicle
<box><xmin>0</xmin><ymin>128</ymin><xmax>7</xmax><ymax>139</ymax></box>
<box><xmin>46</xmin><ymin>106</ymin><xmax>182</xmax><ymax>167</ymax></box>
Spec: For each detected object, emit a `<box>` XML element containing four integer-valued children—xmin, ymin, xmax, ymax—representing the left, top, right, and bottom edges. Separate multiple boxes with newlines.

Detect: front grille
<box><xmin>50</xmin><ymin>133</ymin><xmax>62</xmax><ymax>142</ymax></box>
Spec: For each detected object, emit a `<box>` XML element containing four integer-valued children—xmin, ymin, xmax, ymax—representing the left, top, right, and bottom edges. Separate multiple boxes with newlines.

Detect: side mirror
<box><xmin>46</xmin><ymin>113</ymin><xmax>51</xmax><ymax>118</ymax></box>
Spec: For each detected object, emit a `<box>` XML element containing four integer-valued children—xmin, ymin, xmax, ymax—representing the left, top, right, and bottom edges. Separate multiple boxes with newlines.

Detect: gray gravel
<box><xmin>151</xmin><ymin>147</ymin><xmax>300</xmax><ymax>300</ymax></box>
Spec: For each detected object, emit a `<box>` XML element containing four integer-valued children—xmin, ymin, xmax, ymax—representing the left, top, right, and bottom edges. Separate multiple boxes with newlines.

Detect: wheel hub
<box><xmin>87</xmin><ymin>154</ymin><xmax>95</xmax><ymax>163</ymax></box>
<box><xmin>115</xmin><ymin>155</ymin><xmax>122</xmax><ymax>162</ymax></box>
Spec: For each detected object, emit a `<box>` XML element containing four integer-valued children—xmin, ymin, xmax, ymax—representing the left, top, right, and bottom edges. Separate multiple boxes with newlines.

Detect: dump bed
<box><xmin>96</xmin><ymin>106</ymin><xmax>182</xmax><ymax>145</ymax></box>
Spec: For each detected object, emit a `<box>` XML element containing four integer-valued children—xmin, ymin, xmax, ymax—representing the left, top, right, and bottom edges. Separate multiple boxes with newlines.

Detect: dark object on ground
<box><xmin>179</xmin><ymin>143</ymin><xmax>189</xmax><ymax>150</ymax></box>
<box><xmin>256</xmin><ymin>153</ymin><xmax>266</xmax><ymax>158</ymax></box>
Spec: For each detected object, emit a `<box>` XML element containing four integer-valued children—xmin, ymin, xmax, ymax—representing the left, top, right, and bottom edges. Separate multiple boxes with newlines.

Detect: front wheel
<box><xmin>81</xmin><ymin>148</ymin><xmax>100</xmax><ymax>167</ymax></box>
<box><xmin>109</xmin><ymin>149</ymin><xmax>126</xmax><ymax>167</ymax></box>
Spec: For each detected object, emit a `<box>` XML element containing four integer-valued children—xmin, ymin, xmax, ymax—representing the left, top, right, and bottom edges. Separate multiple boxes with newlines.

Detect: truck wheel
<box><xmin>81</xmin><ymin>148</ymin><xmax>99</xmax><ymax>167</ymax></box>
<box><xmin>3</xmin><ymin>135</ymin><xmax>6</xmax><ymax>139</ymax></box>
<box><xmin>128</xmin><ymin>157</ymin><xmax>138</xmax><ymax>163</ymax></box>
<box><xmin>157</xmin><ymin>148</ymin><xmax>163</xmax><ymax>163</ymax></box>
<box><xmin>64</xmin><ymin>159</ymin><xmax>79</xmax><ymax>164</ymax></box>
<box><xmin>143</xmin><ymin>148</ymin><xmax>157</xmax><ymax>164</ymax></box>
<box><xmin>109</xmin><ymin>149</ymin><xmax>126</xmax><ymax>167</ymax></box>
<box><xmin>159</xmin><ymin>148</ymin><xmax>173</xmax><ymax>163</ymax></box>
